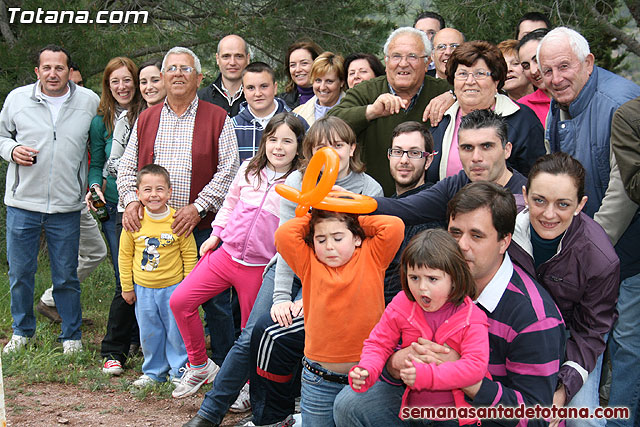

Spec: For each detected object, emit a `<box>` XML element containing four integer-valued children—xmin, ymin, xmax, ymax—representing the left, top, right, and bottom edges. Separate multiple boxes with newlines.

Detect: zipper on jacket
<box><xmin>239</xmin><ymin>178</ymin><xmax>278</xmax><ymax>261</ymax></box>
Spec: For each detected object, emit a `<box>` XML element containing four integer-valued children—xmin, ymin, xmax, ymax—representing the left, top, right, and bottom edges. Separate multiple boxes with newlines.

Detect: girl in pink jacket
<box><xmin>349</xmin><ymin>229</ymin><xmax>490</xmax><ymax>425</ymax></box>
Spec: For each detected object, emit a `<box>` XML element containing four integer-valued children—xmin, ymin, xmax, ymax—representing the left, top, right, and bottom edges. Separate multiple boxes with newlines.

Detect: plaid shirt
<box><xmin>117</xmin><ymin>95</ymin><xmax>239</xmax><ymax>213</ymax></box>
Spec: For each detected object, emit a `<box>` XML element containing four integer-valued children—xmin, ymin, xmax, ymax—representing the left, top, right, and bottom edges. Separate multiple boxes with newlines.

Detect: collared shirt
<box><xmin>475</xmin><ymin>252</ymin><xmax>514</xmax><ymax>313</ymax></box>
<box><xmin>117</xmin><ymin>95</ymin><xmax>239</xmax><ymax>214</ymax></box>
<box><xmin>220</xmin><ymin>81</ymin><xmax>244</xmax><ymax>107</ymax></box>
<box><xmin>388</xmin><ymin>81</ymin><xmax>424</xmax><ymax>112</ymax></box>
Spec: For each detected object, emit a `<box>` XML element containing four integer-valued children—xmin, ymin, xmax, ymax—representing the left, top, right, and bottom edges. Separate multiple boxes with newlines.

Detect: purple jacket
<box><xmin>508</xmin><ymin>197</ymin><xmax>619</xmax><ymax>402</ymax></box>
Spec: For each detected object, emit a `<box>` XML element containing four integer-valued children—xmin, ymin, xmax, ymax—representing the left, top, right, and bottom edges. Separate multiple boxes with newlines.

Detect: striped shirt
<box><xmin>117</xmin><ymin>96</ymin><xmax>239</xmax><ymax>213</ymax></box>
<box><xmin>472</xmin><ymin>254</ymin><xmax>565</xmax><ymax>426</ymax></box>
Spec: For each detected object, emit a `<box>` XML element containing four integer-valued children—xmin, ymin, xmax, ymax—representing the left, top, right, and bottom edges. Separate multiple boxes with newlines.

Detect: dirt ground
<box><xmin>3</xmin><ymin>377</ymin><xmax>249</xmax><ymax>427</ymax></box>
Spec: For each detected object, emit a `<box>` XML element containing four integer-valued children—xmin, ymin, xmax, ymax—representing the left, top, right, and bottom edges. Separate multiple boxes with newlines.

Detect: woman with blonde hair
<box><xmin>294</xmin><ymin>52</ymin><xmax>346</xmax><ymax>126</ymax></box>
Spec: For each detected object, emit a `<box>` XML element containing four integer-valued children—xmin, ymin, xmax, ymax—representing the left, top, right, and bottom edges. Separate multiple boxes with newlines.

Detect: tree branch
<box><xmin>587</xmin><ymin>3</ymin><xmax>640</xmax><ymax>57</ymax></box>
<box><xmin>0</xmin><ymin>0</ymin><xmax>17</xmax><ymax>47</ymax></box>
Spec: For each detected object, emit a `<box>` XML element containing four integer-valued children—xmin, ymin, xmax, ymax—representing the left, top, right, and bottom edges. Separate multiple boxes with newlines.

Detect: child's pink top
<box><xmin>351</xmin><ymin>293</ymin><xmax>490</xmax><ymax>425</ymax></box>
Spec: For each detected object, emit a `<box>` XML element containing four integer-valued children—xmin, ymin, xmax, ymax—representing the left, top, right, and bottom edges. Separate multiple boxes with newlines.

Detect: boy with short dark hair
<box><xmin>119</xmin><ymin>164</ymin><xmax>197</xmax><ymax>387</ymax></box>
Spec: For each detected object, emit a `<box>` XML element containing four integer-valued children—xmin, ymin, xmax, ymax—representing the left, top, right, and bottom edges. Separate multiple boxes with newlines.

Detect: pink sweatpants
<box><xmin>170</xmin><ymin>246</ymin><xmax>265</xmax><ymax>366</ymax></box>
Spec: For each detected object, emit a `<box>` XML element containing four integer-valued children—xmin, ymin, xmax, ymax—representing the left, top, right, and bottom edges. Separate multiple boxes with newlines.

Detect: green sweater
<box><xmin>328</xmin><ymin>75</ymin><xmax>451</xmax><ymax>195</ymax></box>
<box><xmin>88</xmin><ymin>114</ymin><xmax>118</xmax><ymax>204</ymax></box>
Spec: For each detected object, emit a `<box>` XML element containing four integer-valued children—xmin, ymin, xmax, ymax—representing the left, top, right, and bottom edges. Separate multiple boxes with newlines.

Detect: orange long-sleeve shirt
<box><xmin>275</xmin><ymin>214</ymin><xmax>404</xmax><ymax>363</ymax></box>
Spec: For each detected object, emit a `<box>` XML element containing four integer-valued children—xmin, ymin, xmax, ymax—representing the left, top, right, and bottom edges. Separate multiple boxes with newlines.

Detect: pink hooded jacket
<box><xmin>350</xmin><ymin>293</ymin><xmax>490</xmax><ymax>425</ymax></box>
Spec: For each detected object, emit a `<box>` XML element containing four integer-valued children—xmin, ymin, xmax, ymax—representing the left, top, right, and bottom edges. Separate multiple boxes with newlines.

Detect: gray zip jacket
<box><xmin>0</xmin><ymin>81</ymin><xmax>99</xmax><ymax>213</ymax></box>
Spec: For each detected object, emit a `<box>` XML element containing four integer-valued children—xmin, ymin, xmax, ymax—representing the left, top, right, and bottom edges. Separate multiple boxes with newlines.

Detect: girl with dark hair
<box><xmin>350</xmin><ymin>229</ymin><xmax>489</xmax><ymax>425</ymax></box>
<box><xmin>275</xmin><ymin>208</ymin><xmax>404</xmax><ymax>426</ymax></box>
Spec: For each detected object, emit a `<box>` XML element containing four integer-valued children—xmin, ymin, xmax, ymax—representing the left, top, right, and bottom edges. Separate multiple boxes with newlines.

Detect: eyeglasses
<box><xmin>454</xmin><ymin>70</ymin><xmax>492</xmax><ymax>81</ymax></box>
<box><xmin>435</xmin><ymin>43</ymin><xmax>460</xmax><ymax>52</ymax></box>
<box><xmin>165</xmin><ymin>65</ymin><xmax>195</xmax><ymax>74</ymax></box>
<box><xmin>387</xmin><ymin>54</ymin><xmax>427</xmax><ymax>65</ymax></box>
<box><xmin>388</xmin><ymin>148</ymin><xmax>435</xmax><ymax>159</ymax></box>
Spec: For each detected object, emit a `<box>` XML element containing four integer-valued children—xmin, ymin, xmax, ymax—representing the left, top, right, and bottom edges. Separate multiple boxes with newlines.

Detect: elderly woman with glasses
<box><xmin>425</xmin><ymin>40</ymin><xmax>545</xmax><ymax>184</ymax></box>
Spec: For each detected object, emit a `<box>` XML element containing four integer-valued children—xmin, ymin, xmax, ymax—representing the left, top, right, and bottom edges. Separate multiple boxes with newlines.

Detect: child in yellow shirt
<box><xmin>119</xmin><ymin>164</ymin><xmax>197</xmax><ymax>387</ymax></box>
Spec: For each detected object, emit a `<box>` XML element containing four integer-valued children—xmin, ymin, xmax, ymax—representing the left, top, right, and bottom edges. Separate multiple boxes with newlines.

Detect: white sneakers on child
<box><xmin>2</xmin><ymin>334</ymin><xmax>30</xmax><ymax>354</ymax></box>
<box><xmin>62</xmin><ymin>339</ymin><xmax>83</xmax><ymax>354</ymax></box>
<box><xmin>230</xmin><ymin>382</ymin><xmax>251</xmax><ymax>413</ymax></box>
<box><xmin>172</xmin><ymin>358</ymin><xmax>220</xmax><ymax>399</ymax></box>
<box><xmin>133</xmin><ymin>374</ymin><xmax>157</xmax><ymax>388</ymax></box>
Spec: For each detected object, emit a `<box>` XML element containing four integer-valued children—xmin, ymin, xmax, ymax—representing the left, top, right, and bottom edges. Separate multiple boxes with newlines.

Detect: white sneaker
<box><xmin>230</xmin><ymin>382</ymin><xmax>251</xmax><ymax>413</ymax></box>
<box><xmin>102</xmin><ymin>359</ymin><xmax>124</xmax><ymax>376</ymax></box>
<box><xmin>132</xmin><ymin>374</ymin><xmax>157</xmax><ymax>388</ymax></box>
<box><xmin>62</xmin><ymin>339</ymin><xmax>83</xmax><ymax>354</ymax></box>
<box><xmin>3</xmin><ymin>334</ymin><xmax>29</xmax><ymax>354</ymax></box>
<box><xmin>172</xmin><ymin>358</ymin><xmax>220</xmax><ymax>399</ymax></box>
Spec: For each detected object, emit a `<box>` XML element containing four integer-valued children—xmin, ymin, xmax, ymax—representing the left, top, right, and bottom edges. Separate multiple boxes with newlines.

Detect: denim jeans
<box><xmin>334</xmin><ymin>375</ymin><xmax>406</xmax><ymax>427</ymax></box>
<box><xmin>566</xmin><ymin>343</ymin><xmax>605</xmax><ymax>427</ymax></box>
<box><xmin>135</xmin><ymin>283</ymin><xmax>188</xmax><ymax>382</ymax></box>
<box><xmin>197</xmin><ymin>262</ymin><xmax>278</xmax><ymax>425</ymax></box>
<box><xmin>6</xmin><ymin>207</ymin><xmax>82</xmax><ymax>341</ymax></box>
<box><xmin>609</xmin><ymin>272</ymin><xmax>640</xmax><ymax>427</ymax></box>
<box><xmin>333</xmin><ymin>375</ymin><xmax>457</xmax><ymax>426</ymax></box>
<box><xmin>301</xmin><ymin>359</ymin><xmax>349</xmax><ymax>427</ymax></box>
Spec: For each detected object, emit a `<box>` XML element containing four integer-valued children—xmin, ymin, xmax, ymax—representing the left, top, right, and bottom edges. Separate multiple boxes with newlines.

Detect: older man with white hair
<box><xmin>538</xmin><ymin>27</ymin><xmax>640</xmax><ymax>427</ymax></box>
<box><xmin>113</xmin><ymin>46</ymin><xmax>239</xmax><ymax>377</ymax></box>
<box><xmin>329</xmin><ymin>27</ymin><xmax>451</xmax><ymax>195</ymax></box>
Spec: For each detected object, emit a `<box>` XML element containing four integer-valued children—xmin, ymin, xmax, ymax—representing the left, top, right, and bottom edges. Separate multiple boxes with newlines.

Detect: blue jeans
<box><xmin>609</xmin><ymin>272</ymin><xmax>640</xmax><ymax>427</ymax></box>
<box><xmin>301</xmin><ymin>358</ymin><xmax>349</xmax><ymax>427</ymax></box>
<box><xmin>6</xmin><ymin>207</ymin><xmax>81</xmax><ymax>341</ymax></box>
<box><xmin>197</xmin><ymin>262</ymin><xmax>278</xmax><ymax>424</ymax></box>
<box><xmin>135</xmin><ymin>283</ymin><xmax>188</xmax><ymax>382</ymax></box>
<box><xmin>566</xmin><ymin>344</ymin><xmax>605</xmax><ymax>427</ymax></box>
<box><xmin>333</xmin><ymin>375</ymin><xmax>455</xmax><ymax>426</ymax></box>
<box><xmin>334</xmin><ymin>375</ymin><xmax>406</xmax><ymax>427</ymax></box>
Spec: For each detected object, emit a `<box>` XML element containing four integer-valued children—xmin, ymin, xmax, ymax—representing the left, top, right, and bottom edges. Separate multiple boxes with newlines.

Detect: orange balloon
<box><xmin>276</xmin><ymin>147</ymin><xmax>340</xmax><ymax>216</ymax></box>
<box><xmin>275</xmin><ymin>147</ymin><xmax>377</xmax><ymax>215</ymax></box>
<box><xmin>315</xmin><ymin>191</ymin><xmax>378</xmax><ymax>214</ymax></box>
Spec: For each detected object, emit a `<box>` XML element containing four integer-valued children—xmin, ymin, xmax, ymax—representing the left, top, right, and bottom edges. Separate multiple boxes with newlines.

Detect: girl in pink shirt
<box><xmin>349</xmin><ymin>229</ymin><xmax>490</xmax><ymax>425</ymax></box>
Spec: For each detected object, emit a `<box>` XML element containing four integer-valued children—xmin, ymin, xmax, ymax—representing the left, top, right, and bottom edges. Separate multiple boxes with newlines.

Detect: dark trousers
<box><xmin>250</xmin><ymin>312</ymin><xmax>304</xmax><ymax>425</ymax></box>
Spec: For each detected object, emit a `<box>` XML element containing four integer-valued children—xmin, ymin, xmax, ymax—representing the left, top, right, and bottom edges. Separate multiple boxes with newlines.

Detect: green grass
<box><xmin>0</xmin><ymin>249</ymin><xmax>212</xmax><ymax>402</ymax></box>
<box><xmin>0</xmin><ymin>251</ymin><xmax>153</xmax><ymax>394</ymax></box>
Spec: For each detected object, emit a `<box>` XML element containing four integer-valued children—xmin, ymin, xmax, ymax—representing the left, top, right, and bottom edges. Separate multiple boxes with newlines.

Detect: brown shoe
<box><xmin>36</xmin><ymin>300</ymin><xmax>62</xmax><ymax>323</ymax></box>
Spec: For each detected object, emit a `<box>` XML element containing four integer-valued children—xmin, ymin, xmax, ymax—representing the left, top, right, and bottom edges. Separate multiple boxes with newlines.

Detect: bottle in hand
<box><xmin>90</xmin><ymin>187</ymin><xmax>110</xmax><ymax>222</ymax></box>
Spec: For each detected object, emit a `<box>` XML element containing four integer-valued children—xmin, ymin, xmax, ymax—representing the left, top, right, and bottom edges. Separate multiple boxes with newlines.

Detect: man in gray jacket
<box><xmin>0</xmin><ymin>45</ymin><xmax>100</xmax><ymax>355</ymax></box>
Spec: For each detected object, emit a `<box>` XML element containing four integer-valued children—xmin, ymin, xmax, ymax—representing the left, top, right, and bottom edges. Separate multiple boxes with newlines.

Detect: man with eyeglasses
<box><xmin>117</xmin><ymin>46</ymin><xmax>240</xmax><ymax>388</ymax></box>
<box><xmin>198</xmin><ymin>35</ymin><xmax>250</xmax><ymax>117</ymax></box>
<box><xmin>329</xmin><ymin>27</ymin><xmax>451</xmax><ymax>196</ymax></box>
<box><xmin>383</xmin><ymin>121</ymin><xmax>442</xmax><ymax>304</ymax></box>
<box><xmin>431</xmin><ymin>28</ymin><xmax>464</xmax><ymax>80</ymax></box>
